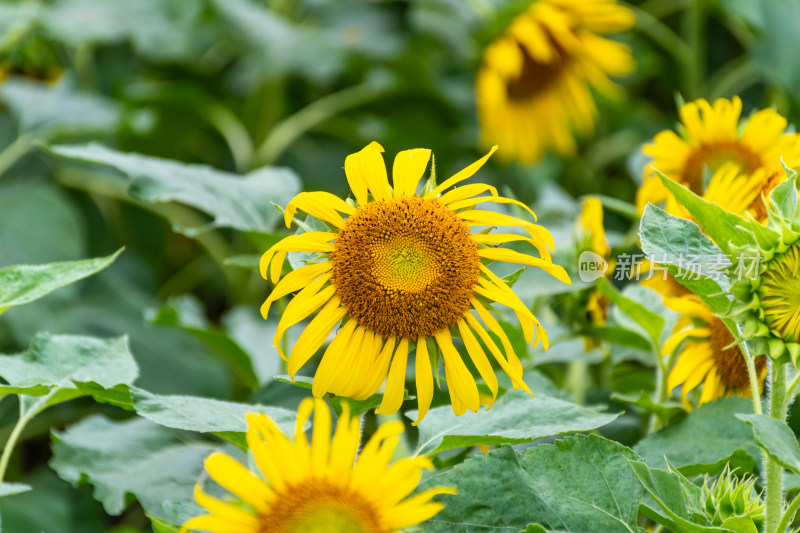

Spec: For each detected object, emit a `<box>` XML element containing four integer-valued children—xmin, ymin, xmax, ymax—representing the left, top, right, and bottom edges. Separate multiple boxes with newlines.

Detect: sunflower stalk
<box><xmin>765</xmin><ymin>361</ymin><xmax>788</xmax><ymax>533</ymax></box>
<box><xmin>0</xmin><ymin>391</ymin><xmax>55</xmax><ymax>487</ymax></box>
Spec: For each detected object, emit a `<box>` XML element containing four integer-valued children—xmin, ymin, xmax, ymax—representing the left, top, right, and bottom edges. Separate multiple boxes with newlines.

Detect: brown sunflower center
<box><xmin>330</xmin><ymin>195</ymin><xmax>480</xmax><ymax>339</ymax></box>
<box><xmin>260</xmin><ymin>481</ymin><xmax>386</xmax><ymax>533</ymax></box>
<box><xmin>760</xmin><ymin>245</ymin><xmax>800</xmax><ymax>342</ymax></box>
<box><xmin>708</xmin><ymin>316</ymin><xmax>766</xmax><ymax>390</ymax></box>
<box><xmin>682</xmin><ymin>142</ymin><xmax>763</xmax><ymax>194</ymax></box>
<box><xmin>506</xmin><ymin>41</ymin><xmax>567</xmax><ymax>102</ymax></box>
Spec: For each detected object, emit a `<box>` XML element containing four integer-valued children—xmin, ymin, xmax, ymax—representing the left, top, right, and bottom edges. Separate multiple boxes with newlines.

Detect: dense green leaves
<box><xmin>0</xmin><ymin>332</ymin><xmax>138</xmax><ymax>400</ymax></box>
<box><xmin>738</xmin><ymin>414</ymin><xmax>800</xmax><ymax>474</ymax></box>
<box><xmin>634</xmin><ymin>398</ymin><xmax>759</xmax><ymax>476</ymax></box>
<box><xmin>598</xmin><ymin>280</ymin><xmax>667</xmax><ymax>347</ymax></box>
<box><xmin>0</xmin><ymin>249</ymin><xmax>122</xmax><ymax>314</ymax></box>
<box><xmin>411</xmin><ymin>390</ymin><xmax>620</xmax><ymax>455</ymax></box>
<box><xmin>49</xmin><ymin>415</ymin><xmax>214</xmax><ymax>525</ymax></box>
<box><xmin>420</xmin><ymin>435</ymin><xmax>642</xmax><ymax>532</ymax></box>
<box><xmin>45</xmin><ymin>143</ymin><xmax>301</xmax><ymax>236</ymax></box>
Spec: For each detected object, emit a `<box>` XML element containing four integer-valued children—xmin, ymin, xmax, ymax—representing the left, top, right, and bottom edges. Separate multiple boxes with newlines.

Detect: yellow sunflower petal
<box><xmin>260</xmin><ymin>261</ymin><xmax>331</xmax><ymax>319</ymax></box>
<box><xmin>345</xmin><ymin>141</ymin><xmax>391</xmax><ymax>203</ymax></box>
<box><xmin>392</xmin><ymin>148</ymin><xmax>431</xmax><ymax>197</ymax></box>
<box><xmin>425</xmin><ymin>146</ymin><xmax>498</xmax><ymax>199</ymax></box>
<box><xmin>376</xmin><ymin>338</ymin><xmax>410</xmax><ymax>415</ymax></box>
<box><xmin>478</xmin><ymin>247</ymin><xmax>571</xmax><ymax>285</ymax></box>
<box><xmin>435</xmin><ymin>328</ymin><xmax>480</xmax><ymax>414</ymax></box>
<box><xmin>412</xmin><ymin>337</ymin><xmax>434</xmax><ymax>426</ymax></box>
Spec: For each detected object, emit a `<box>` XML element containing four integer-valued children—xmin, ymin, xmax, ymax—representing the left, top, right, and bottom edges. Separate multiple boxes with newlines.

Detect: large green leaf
<box><xmin>0</xmin><ymin>249</ymin><xmax>122</xmax><ymax>314</ymax></box>
<box><xmin>0</xmin><ymin>332</ymin><xmax>138</xmax><ymax>400</ymax></box>
<box><xmin>738</xmin><ymin>414</ymin><xmax>800</xmax><ymax>474</ymax></box>
<box><xmin>655</xmin><ymin>170</ymin><xmax>752</xmax><ymax>256</ymax></box>
<box><xmin>50</xmin><ymin>415</ymin><xmax>214</xmax><ymax>527</ymax></box>
<box><xmin>411</xmin><ymin>390</ymin><xmax>620</xmax><ymax>456</ymax></box>
<box><xmin>639</xmin><ymin>204</ymin><xmax>733</xmax><ymax>314</ymax></box>
<box><xmin>44</xmin><ymin>143</ymin><xmax>301</xmax><ymax>236</ymax></box>
<box><xmin>0</xmin><ymin>484</ymin><xmax>31</xmax><ymax>498</ymax></box>
<box><xmin>131</xmin><ymin>387</ymin><xmax>297</xmax><ymax>449</ymax></box>
<box><xmin>0</xmin><ymin>79</ymin><xmax>121</xmax><ymax>136</ymax></box>
<box><xmin>419</xmin><ymin>435</ymin><xmax>642</xmax><ymax>532</ymax></box>
<box><xmin>634</xmin><ymin>397</ymin><xmax>759</xmax><ymax>476</ymax></box>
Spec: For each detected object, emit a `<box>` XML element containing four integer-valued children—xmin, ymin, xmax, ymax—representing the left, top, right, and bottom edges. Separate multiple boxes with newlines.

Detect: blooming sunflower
<box><xmin>663</xmin><ymin>295</ymin><xmax>766</xmax><ymax>408</ymax></box>
<box><xmin>637</xmin><ymin>96</ymin><xmax>800</xmax><ymax>214</ymax></box>
<box><xmin>260</xmin><ymin>142</ymin><xmax>570</xmax><ymax>423</ymax></box>
<box><xmin>476</xmin><ymin>0</ymin><xmax>634</xmax><ymax>164</ymax></box>
<box><xmin>183</xmin><ymin>398</ymin><xmax>455</xmax><ymax>533</ymax></box>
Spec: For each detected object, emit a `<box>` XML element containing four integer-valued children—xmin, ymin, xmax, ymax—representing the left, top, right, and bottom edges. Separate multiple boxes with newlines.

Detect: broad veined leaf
<box><xmin>0</xmin><ymin>332</ymin><xmax>138</xmax><ymax>401</ymax></box>
<box><xmin>738</xmin><ymin>413</ymin><xmax>800</xmax><ymax>474</ymax></box>
<box><xmin>0</xmin><ymin>248</ymin><xmax>122</xmax><ymax>314</ymax></box>
<box><xmin>131</xmin><ymin>387</ymin><xmax>297</xmax><ymax>449</ymax></box>
<box><xmin>654</xmin><ymin>170</ymin><xmax>752</xmax><ymax>256</ymax></box>
<box><xmin>634</xmin><ymin>397</ymin><xmax>759</xmax><ymax>476</ymax></box>
<box><xmin>0</xmin><ymin>484</ymin><xmax>32</xmax><ymax>498</ymax></box>
<box><xmin>44</xmin><ymin>143</ymin><xmax>301</xmax><ymax>236</ymax></box>
<box><xmin>411</xmin><ymin>389</ymin><xmax>620</xmax><ymax>456</ymax></box>
<box><xmin>597</xmin><ymin>279</ymin><xmax>665</xmax><ymax>347</ymax></box>
<box><xmin>49</xmin><ymin>415</ymin><xmax>214</xmax><ymax>526</ymax></box>
<box><xmin>419</xmin><ymin>435</ymin><xmax>642</xmax><ymax>533</ymax></box>
<box><xmin>640</xmin><ymin>204</ymin><xmax>733</xmax><ymax>314</ymax></box>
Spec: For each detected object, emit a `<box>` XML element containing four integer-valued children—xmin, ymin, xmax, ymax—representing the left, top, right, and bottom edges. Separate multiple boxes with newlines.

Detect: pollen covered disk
<box><xmin>330</xmin><ymin>195</ymin><xmax>480</xmax><ymax>339</ymax></box>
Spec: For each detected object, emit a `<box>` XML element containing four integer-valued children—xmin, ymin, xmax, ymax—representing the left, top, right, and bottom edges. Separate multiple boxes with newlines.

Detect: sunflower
<box><xmin>758</xmin><ymin>245</ymin><xmax>800</xmax><ymax>345</ymax></box>
<box><xmin>663</xmin><ymin>295</ymin><xmax>766</xmax><ymax>408</ymax></box>
<box><xmin>260</xmin><ymin>142</ymin><xmax>570</xmax><ymax>423</ymax></box>
<box><xmin>637</xmin><ymin>96</ymin><xmax>800</xmax><ymax>214</ymax></box>
<box><xmin>578</xmin><ymin>196</ymin><xmax>612</xmax><ymax>327</ymax></box>
<box><xmin>476</xmin><ymin>0</ymin><xmax>634</xmax><ymax>164</ymax></box>
<box><xmin>183</xmin><ymin>398</ymin><xmax>455</xmax><ymax>533</ymax></box>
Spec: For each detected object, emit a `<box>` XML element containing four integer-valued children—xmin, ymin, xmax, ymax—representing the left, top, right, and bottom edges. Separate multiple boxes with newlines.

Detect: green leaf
<box><xmin>44</xmin><ymin>143</ymin><xmax>301</xmax><ymax>237</ymax></box>
<box><xmin>49</xmin><ymin>415</ymin><xmax>214</xmax><ymax>525</ymax></box>
<box><xmin>634</xmin><ymin>397</ymin><xmax>759</xmax><ymax>476</ymax></box>
<box><xmin>131</xmin><ymin>387</ymin><xmax>297</xmax><ymax>449</ymax></box>
<box><xmin>0</xmin><ymin>79</ymin><xmax>121</xmax><ymax>136</ymax></box>
<box><xmin>0</xmin><ymin>333</ymin><xmax>138</xmax><ymax>401</ymax></box>
<box><xmin>411</xmin><ymin>389</ymin><xmax>620</xmax><ymax>456</ymax></box>
<box><xmin>737</xmin><ymin>413</ymin><xmax>800</xmax><ymax>474</ymax></box>
<box><xmin>627</xmin><ymin>459</ymin><xmax>735</xmax><ymax>533</ymax></box>
<box><xmin>0</xmin><ymin>248</ymin><xmax>122</xmax><ymax>313</ymax></box>
<box><xmin>597</xmin><ymin>278</ymin><xmax>665</xmax><ymax>346</ymax></box>
<box><xmin>654</xmin><ymin>170</ymin><xmax>752</xmax><ymax>256</ymax></box>
<box><xmin>583</xmin><ymin>326</ymin><xmax>652</xmax><ymax>352</ymax></box>
<box><xmin>639</xmin><ymin>204</ymin><xmax>732</xmax><ymax>314</ymax></box>
<box><xmin>612</xmin><ymin>390</ymin><xmax>684</xmax><ymax>420</ymax></box>
<box><xmin>420</xmin><ymin>435</ymin><xmax>642</xmax><ymax>532</ymax></box>
<box><xmin>146</xmin><ymin>295</ymin><xmax>259</xmax><ymax>390</ymax></box>
<box><xmin>0</xmin><ymin>484</ymin><xmax>32</xmax><ymax>498</ymax></box>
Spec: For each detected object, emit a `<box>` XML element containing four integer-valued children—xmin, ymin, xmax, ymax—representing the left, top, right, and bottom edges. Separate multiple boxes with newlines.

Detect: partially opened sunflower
<box><xmin>183</xmin><ymin>398</ymin><xmax>454</xmax><ymax>533</ymax></box>
<box><xmin>260</xmin><ymin>142</ymin><xmax>570</xmax><ymax>423</ymax></box>
<box><xmin>476</xmin><ymin>0</ymin><xmax>634</xmax><ymax>163</ymax></box>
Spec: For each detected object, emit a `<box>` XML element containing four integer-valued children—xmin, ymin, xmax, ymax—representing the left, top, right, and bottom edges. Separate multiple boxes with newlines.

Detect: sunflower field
<box><xmin>5</xmin><ymin>0</ymin><xmax>800</xmax><ymax>532</ymax></box>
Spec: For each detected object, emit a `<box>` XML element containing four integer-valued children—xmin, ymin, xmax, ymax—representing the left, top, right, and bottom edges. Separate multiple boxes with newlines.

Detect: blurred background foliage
<box><xmin>1</xmin><ymin>0</ymin><xmax>800</xmax><ymax>530</ymax></box>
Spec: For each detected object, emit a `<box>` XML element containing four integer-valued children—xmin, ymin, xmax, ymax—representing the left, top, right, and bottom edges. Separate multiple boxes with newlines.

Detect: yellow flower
<box><xmin>759</xmin><ymin>244</ymin><xmax>800</xmax><ymax>344</ymax></box>
<box><xmin>578</xmin><ymin>197</ymin><xmax>612</xmax><ymax>327</ymax></box>
<box><xmin>476</xmin><ymin>0</ymin><xmax>634</xmax><ymax>163</ymax></box>
<box><xmin>637</xmin><ymin>96</ymin><xmax>800</xmax><ymax>214</ymax></box>
<box><xmin>183</xmin><ymin>398</ymin><xmax>455</xmax><ymax>533</ymax></box>
<box><xmin>260</xmin><ymin>142</ymin><xmax>570</xmax><ymax>423</ymax></box>
<box><xmin>663</xmin><ymin>295</ymin><xmax>766</xmax><ymax>408</ymax></box>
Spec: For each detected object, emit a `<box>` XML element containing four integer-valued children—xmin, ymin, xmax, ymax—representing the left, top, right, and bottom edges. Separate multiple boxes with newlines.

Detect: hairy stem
<box><xmin>0</xmin><ymin>393</ymin><xmax>52</xmax><ymax>486</ymax></box>
<box><xmin>766</xmin><ymin>362</ymin><xmax>788</xmax><ymax>533</ymax></box>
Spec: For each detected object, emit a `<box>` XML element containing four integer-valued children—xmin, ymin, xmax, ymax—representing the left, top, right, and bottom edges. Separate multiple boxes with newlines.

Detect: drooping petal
<box><xmin>392</xmin><ymin>148</ymin><xmax>431</xmax><ymax>197</ymax></box>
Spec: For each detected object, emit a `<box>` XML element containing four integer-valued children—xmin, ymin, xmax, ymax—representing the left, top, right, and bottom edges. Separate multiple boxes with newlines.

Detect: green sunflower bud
<box><xmin>701</xmin><ymin>466</ymin><xmax>764</xmax><ymax>533</ymax></box>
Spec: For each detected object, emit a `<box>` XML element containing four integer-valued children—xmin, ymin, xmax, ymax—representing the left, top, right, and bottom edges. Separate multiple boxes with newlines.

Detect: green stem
<box><xmin>777</xmin><ymin>491</ymin><xmax>800</xmax><ymax>533</ymax></box>
<box><xmin>766</xmin><ymin>362</ymin><xmax>788</xmax><ymax>533</ymax></box>
<box><xmin>682</xmin><ymin>0</ymin><xmax>705</xmax><ymax>98</ymax></box>
<box><xmin>0</xmin><ymin>393</ymin><xmax>52</xmax><ymax>486</ymax></box>
<box><xmin>649</xmin><ymin>346</ymin><xmax>672</xmax><ymax>432</ymax></box>
<box><xmin>740</xmin><ymin>333</ymin><xmax>763</xmax><ymax>415</ymax></box>
<box><xmin>0</xmin><ymin>133</ymin><xmax>38</xmax><ymax>179</ymax></box>
<box><xmin>254</xmin><ymin>79</ymin><xmax>390</xmax><ymax>167</ymax></box>
<box><xmin>631</xmin><ymin>7</ymin><xmax>693</xmax><ymax>79</ymax></box>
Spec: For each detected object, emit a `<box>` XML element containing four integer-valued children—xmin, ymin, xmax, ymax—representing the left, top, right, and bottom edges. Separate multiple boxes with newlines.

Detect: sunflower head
<box><xmin>724</xmin><ymin>167</ymin><xmax>800</xmax><ymax>363</ymax></box>
<box><xmin>476</xmin><ymin>0</ymin><xmax>634</xmax><ymax>163</ymax></box>
<box><xmin>637</xmin><ymin>96</ymin><xmax>800</xmax><ymax>214</ymax></box>
<box><xmin>183</xmin><ymin>398</ymin><xmax>455</xmax><ymax>533</ymax></box>
<box><xmin>663</xmin><ymin>295</ymin><xmax>766</xmax><ymax>408</ymax></box>
<box><xmin>260</xmin><ymin>142</ymin><xmax>570</xmax><ymax>423</ymax></box>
